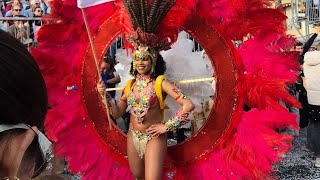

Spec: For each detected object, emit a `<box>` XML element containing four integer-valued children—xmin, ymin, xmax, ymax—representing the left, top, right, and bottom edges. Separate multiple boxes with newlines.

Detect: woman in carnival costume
<box><xmin>32</xmin><ymin>0</ymin><xmax>302</xmax><ymax>179</ymax></box>
<box><xmin>98</xmin><ymin>31</ymin><xmax>195</xmax><ymax>179</ymax></box>
<box><xmin>97</xmin><ymin>3</ymin><xmax>195</xmax><ymax>178</ymax></box>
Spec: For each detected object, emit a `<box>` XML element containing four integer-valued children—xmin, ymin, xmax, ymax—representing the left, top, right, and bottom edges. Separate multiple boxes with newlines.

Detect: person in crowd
<box><xmin>40</xmin><ymin>0</ymin><xmax>50</xmax><ymax>14</ymax></box>
<box><xmin>32</xmin><ymin>5</ymin><xmax>42</xmax><ymax>24</ymax></box>
<box><xmin>297</xmin><ymin>34</ymin><xmax>318</xmax><ymax>129</ymax></box>
<box><xmin>300</xmin><ymin>33</ymin><xmax>318</xmax><ymax>64</ymax></box>
<box><xmin>28</xmin><ymin>4</ymin><xmax>42</xmax><ymax>42</ymax></box>
<box><xmin>6</xmin><ymin>5</ymin><xmax>30</xmax><ymax>45</ymax></box>
<box><xmin>109</xmin><ymin>41</ymin><xmax>117</xmax><ymax>60</ymax></box>
<box><xmin>0</xmin><ymin>0</ymin><xmax>5</xmax><ymax>16</ymax></box>
<box><xmin>24</xmin><ymin>0</ymin><xmax>30</xmax><ymax>10</ymax></box>
<box><xmin>26</xmin><ymin>0</ymin><xmax>40</xmax><ymax>17</ymax></box>
<box><xmin>303</xmin><ymin>45</ymin><xmax>320</xmax><ymax>168</ymax></box>
<box><xmin>0</xmin><ymin>4</ymin><xmax>6</xmax><ymax>31</ymax></box>
<box><xmin>101</xmin><ymin>55</ymin><xmax>121</xmax><ymax>99</ymax></box>
<box><xmin>5</xmin><ymin>0</ymin><xmax>28</xmax><ymax>17</ymax></box>
<box><xmin>294</xmin><ymin>41</ymin><xmax>303</xmax><ymax>54</ymax></box>
<box><xmin>5</xmin><ymin>4</ymin><xmax>28</xmax><ymax>26</ymax></box>
<box><xmin>5</xmin><ymin>0</ymin><xmax>16</xmax><ymax>12</ymax></box>
<box><xmin>1</xmin><ymin>0</ymin><xmax>7</xmax><ymax>8</ymax></box>
<box><xmin>100</xmin><ymin>56</ymin><xmax>121</xmax><ymax>126</ymax></box>
<box><xmin>0</xmin><ymin>29</ymin><xmax>49</xmax><ymax>179</ymax></box>
<box><xmin>7</xmin><ymin>19</ymin><xmax>28</xmax><ymax>43</ymax></box>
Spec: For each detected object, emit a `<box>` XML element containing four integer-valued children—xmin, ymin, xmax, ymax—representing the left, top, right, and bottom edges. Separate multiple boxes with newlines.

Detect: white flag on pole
<box><xmin>77</xmin><ymin>0</ymin><xmax>114</xmax><ymax>8</ymax></box>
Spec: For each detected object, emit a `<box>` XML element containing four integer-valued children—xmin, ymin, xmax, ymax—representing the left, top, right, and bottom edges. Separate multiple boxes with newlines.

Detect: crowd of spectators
<box><xmin>0</xmin><ymin>0</ymin><xmax>50</xmax><ymax>46</ymax></box>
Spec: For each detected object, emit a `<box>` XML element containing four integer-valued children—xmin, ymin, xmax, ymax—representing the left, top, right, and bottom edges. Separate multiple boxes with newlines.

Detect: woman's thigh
<box><xmin>144</xmin><ymin>134</ymin><xmax>167</xmax><ymax>180</ymax></box>
<box><xmin>127</xmin><ymin>131</ymin><xmax>145</xmax><ymax>179</ymax></box>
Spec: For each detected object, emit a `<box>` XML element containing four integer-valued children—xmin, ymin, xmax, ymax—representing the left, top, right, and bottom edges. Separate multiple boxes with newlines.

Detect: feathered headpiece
<box><xmin>123</xmin><ymin>0</ymin><xmax>175</xmax><ymax>50</ymax></box>
<box><xmin>122</xmin><ymin>0</ymin><xmax>189</xmax><ymax>75</ymax></box>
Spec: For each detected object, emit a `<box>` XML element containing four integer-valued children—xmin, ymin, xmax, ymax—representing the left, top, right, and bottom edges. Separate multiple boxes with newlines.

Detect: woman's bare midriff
<box><xmin>130</xmin><ymin>104</ymin><xmax>163</xmax><ymax>133</ymax></box>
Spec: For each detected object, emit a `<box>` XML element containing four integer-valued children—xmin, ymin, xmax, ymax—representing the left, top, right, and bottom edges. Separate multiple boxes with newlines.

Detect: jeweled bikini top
<box><xmin>127</xmin><ymin>80</ymin><xmax>157</xmax><ymax>123</ymax></box>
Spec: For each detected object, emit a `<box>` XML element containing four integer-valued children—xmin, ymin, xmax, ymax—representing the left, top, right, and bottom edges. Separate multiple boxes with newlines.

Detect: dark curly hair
<box><xmin>103</xmin><ymin>55</ymin><xmax>116</xmax><ymax>71</ymax></box>
<box><xmin>130</xmin><ymin>53</ymin><xmax>167</xmax><ymax>79</ymax></box>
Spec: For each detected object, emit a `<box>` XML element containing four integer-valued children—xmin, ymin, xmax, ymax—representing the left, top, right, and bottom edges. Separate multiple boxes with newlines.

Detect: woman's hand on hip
<box><xmin>146</xmin><ymin>124</ymin><xmax>167</xmax><ymax>138</ymax></box>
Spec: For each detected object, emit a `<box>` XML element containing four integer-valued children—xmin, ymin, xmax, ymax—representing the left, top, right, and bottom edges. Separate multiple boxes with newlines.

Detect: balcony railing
<box><xmin>0</xmin><ymin>17</ymin><xmax>44</xmax><ymax>50</ymax></box>
<box><xmin>290</xmin><ymin>0</ymin><xmax>320</xmax><ymax>41</ymax></box>
<box><xmin>305</xmin><ymin>0</ymin><xmax>320</xmax><ymax>23</ymax></box>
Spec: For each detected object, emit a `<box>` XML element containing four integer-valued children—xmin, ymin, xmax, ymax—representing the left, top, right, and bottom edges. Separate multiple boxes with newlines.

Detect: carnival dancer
<box><xmin>97</xmin><ymin>2</ymin><xmax>195</xmax><ymax>177</ymax></box>
<box><xmin>98</xmin><ymin>42</ymin><xmax>195</xmax><ymax>180</ymax></box>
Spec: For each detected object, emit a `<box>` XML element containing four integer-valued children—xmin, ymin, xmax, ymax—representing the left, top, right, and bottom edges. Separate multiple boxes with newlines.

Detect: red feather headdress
<box><xmin>118</xmin><ymin>0</ymin><xmax>197</xmax><ymax>50</ymax></box>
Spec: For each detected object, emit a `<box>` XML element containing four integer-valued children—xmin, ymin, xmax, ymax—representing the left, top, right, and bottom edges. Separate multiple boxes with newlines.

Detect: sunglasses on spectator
<box><xmin>36</xmin><ymin>9</ymin><xmax>43</xmax><ymax>12</ymax></box>
<box><xmin>13</xmin><ymin>9</ymin><xmax>21</xmax><ymax>12</ymax></box>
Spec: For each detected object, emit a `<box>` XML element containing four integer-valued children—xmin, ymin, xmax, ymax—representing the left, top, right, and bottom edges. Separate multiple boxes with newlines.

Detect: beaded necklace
<box><xmin>136</xmin><ymin>74</ymin><xmax>152</xmax><ymax>92</ymax></box>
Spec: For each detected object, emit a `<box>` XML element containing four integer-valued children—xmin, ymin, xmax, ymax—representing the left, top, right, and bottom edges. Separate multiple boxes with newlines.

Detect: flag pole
<box><xmin>80</xmin><ymin>8</ymin><xmax>113</xmax><ymax>130</ymax></box>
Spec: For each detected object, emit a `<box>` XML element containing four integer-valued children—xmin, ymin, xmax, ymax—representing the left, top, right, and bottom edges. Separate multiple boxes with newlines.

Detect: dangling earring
<box><xmin>131</xmin><ymin>59</ymin><xmax>137</xmax><ymax>74</ymax></box>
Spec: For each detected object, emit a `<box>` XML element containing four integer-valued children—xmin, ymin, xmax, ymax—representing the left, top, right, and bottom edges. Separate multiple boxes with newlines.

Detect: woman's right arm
<box><xmin>97</xmin><ymin>81</ymin><xmax>128</xmax><ymax>119</ymax></box>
